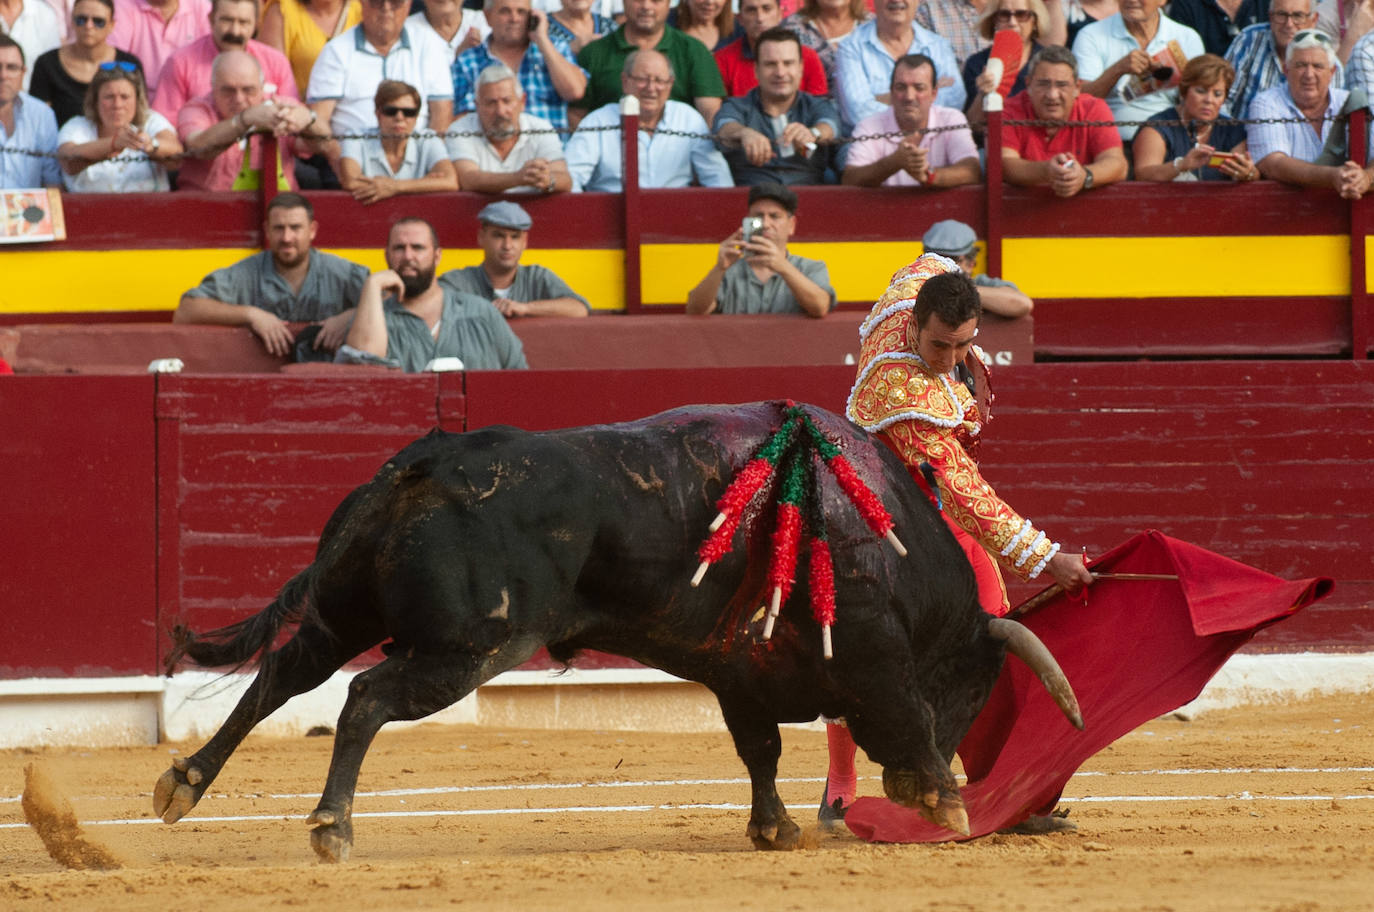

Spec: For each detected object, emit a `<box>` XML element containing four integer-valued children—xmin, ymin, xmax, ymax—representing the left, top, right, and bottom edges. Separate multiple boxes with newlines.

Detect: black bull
<box><xmin>154</xmin><ymin>401</ymin><xmax>1079</xmax><ymax>861</ymax></box>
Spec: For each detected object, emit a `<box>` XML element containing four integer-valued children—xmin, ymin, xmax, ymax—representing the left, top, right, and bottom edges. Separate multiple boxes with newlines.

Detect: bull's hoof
<box><xmin>881</xmin><ymin>768</ymin><xmax>970</xmax><ymax>836</ymax></box>
<box><xmin>152</xmin><ymin>757</ymin><xmax>208</xmax><ymax>824</ymax></box>
<box><xmin>746</xmin><ymin>814</ymin><xmax>802</xmax><ymax>851</ymax></box>
<box><xmin>307</xmin><ymin>808</ymin><xmax>353</xmax><ymax>863</ymax></box>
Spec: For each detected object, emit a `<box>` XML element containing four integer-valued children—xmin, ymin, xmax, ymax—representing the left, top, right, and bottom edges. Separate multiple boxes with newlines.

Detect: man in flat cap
<box><xmin>438</xmin><ymin>201</ymin><xmax>590</xmax><ymax>317</ymax></box>
<box><xmin>922</xmin><ymin>220</ymin><xmax>1032</xmax><ymax>319</ymax></box>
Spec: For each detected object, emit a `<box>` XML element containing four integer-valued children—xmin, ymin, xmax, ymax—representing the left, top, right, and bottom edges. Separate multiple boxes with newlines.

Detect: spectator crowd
<box><xmin>3</xmin><ymin>0</ymin><xmax>1373</xmax><ymax>196</ymax></box>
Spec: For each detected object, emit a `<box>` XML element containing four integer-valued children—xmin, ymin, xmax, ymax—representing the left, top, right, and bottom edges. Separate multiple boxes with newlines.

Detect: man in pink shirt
<box><xmin>842</xmin><ymin>52</ymin><xmax>981</xmax><ymax>189</ymax></box>
<box><xmin>177</xmin><ymin>49</ymin><xmax>325</xmax><ymax>191</ymax></box>
<box><xmin>110</xmin><ymin>0</ymin><xmax>211</xmax><ymax>92</ymax></box>
<box><xmin>152</xmin><ymin>0</ymin><xmax>298</xmax><ymax>122</ymax></box>
<box><xmin>1002</xmin><ymin>45</ymin><xmax>1127</xmax><ymax>197</ymax></box>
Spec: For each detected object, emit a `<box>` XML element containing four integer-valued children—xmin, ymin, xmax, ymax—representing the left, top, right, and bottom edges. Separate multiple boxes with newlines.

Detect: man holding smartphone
<box><xmin>685</xmin><ymin>182</ymin><xmax>835</xmax><ymax>318</ymax></box>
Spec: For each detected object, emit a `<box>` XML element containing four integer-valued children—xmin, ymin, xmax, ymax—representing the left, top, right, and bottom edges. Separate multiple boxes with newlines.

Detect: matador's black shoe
<box><xmin>817</xmin><ymin>785</ymin><xmax>851</xmax><ymax>831</ymax></box>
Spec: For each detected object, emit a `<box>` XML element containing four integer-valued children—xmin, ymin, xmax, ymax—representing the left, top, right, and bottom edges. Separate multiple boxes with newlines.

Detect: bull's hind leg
<box><xmin>716</xmin><ymin>692</ymin><xmax>801</xmax><ymax>851</ymax></box>
<box><xmin>154</xmin><ymin>622</ymin><xmax>364</xmax><ymax>825</ymax></box>
<box><xmin>307</xmin><ymin>651</ymin><xmax>481</xmax><ymax>863</ymax></box>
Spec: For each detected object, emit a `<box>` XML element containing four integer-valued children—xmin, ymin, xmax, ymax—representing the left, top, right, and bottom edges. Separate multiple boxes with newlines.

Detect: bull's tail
<box><xmin>163</xmin><ymin>566</ymin><xmax>319</xmax><ymax>675</ymax></box>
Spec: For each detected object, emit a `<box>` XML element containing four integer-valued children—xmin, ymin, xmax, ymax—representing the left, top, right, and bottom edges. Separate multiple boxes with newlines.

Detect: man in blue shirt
<box><xmin>1225</xmin><ymin>0</ymin><xmax>1334</xmax><ymax>117</ymax></box>
<box><xmin>0</xmin><ymin>35</ymin><xmax>60</xmax><ymax>188</ymax></box>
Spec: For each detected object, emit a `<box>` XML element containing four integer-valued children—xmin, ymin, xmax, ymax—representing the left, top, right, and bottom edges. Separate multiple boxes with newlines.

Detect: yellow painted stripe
<box><xmin>1005</xmin><ymin>236</ymin><xmax>1352</xmax><ymax>298</ymax></box>
<box><xmin>0</xmin><ymin>248</ymin><xmax>626</xmax><ymax>314</ymax></box>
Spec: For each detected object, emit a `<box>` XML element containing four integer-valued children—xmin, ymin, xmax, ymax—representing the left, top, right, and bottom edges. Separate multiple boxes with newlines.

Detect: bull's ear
<box><xmin>470</xmin><ymin>617</ymin><xmax>513</xmax><ymax>656</ymax></box>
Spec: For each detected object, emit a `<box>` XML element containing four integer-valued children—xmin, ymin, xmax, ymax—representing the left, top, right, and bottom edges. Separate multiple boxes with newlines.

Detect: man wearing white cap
<box><xmin>921</xmin><ymin>220</ymin><xmax>1033</xmax><ymax>319</ymax></box>
<box><xmin>439</xmin><ymin>201</ymin><xmax>589</xmax><ymax>317</ymax></box>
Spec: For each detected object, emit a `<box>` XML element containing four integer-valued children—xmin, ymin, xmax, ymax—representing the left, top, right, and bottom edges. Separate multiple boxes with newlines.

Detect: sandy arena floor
<box><xmin>2</xmin><ymin>692</ymin><xmax>1371</xmax><ymax>912</ymax></box>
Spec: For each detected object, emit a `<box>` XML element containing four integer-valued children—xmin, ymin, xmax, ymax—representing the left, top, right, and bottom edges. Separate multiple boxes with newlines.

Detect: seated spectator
<box><xmin>547</xmin><ymin>0</ymin><xmax>616</xmax><ymax>54</ymax></box>
<box><xmin>0</xmin><ymin>0</ymin><xmax>61</xmax><ymax>91</ymax></box>
<box><xmin>1134</xmin><ymin>53</ymin><xmax>1258</xmax><ymax>180</ymax></box>
<box><xmin>565</xmin><ymin>47</ymin><xmax>732</xmax><ymax>189</ymax></box>
<box><xmin>30</xmin><ymin>0</ymin><xmax>143</xmax><ymax>126</ymax></box>
<box><xmin>714</xmin><ymin>27</ymin><xmax>838</xmax><ymax>185</ymax></box>
<box><xmin>962</xmin><ymin>0</ymin><xmax>1050</xmax><ymax>132</ymax></box>
<box><xmin>782</xmin><ymin>0</ymin><xmax>870</xmax><ymax>94</ymax></box>
<box><xmin>0</xmin><ymin>34</ymin><xmax>61</xmax><ymax>186</ymax></box>
<box><xmin>439</xmin><ymin>200</ymin><xmax>590</xmax><ymax>317</ymax></box>
<box><xmin>576</xmin><ymin>0</ymin><xmax>726</xmax><ymax>123</ymax></box>
<box><xmin>1169</xmin><ymin>0</ymin><xmax>1270</xmax><ymax>57</ymax></box>
<box><xmin>843</xmin><ymin>52</ymin><xmax>980</xmax><ymax>188</ymax></box>
<box><xmin>1226</xmin><ymin>0</ymin><xmax>1337</xmax><ymax>119</ymax></box>
<box><xmin>152</xmin><ymin>0</ymin><xmax>298</xmax><ymax>126</ymax></box>
<box><xmin>259</xmin><ymin>0</ymin><xmax>362</xmax><ymax>103</ymax></box>
<box><xmin>685</xmin><ymin>182</ymin><xmax>835</xmax><ymax>318</ymax></box>
<box><xmin>714</xmin><ymin>0</ymin><xmax>827</xmax><ymax>96</ymax></box>
<box><xmin>408</xmin><ymin>0</ymin><xmax>489</xmax><ymax>62</ymax></box>
<box><xmin>452</xmin><ymin>0</ymin><xmax>587</xmax><ymax>135</ymax></box>
<box><xmin>1350</xmin><ymin>19</ymin><xmax>1374</xmax><ymax>94</ymax></box>
<box><xmin>110</xmin><ymin>0</ymin><xmax>211</xmax><ymax>94</ymax></box>
<box><xmin>448</xmin><ymin>62</ymin><xmax>570</xmax><ymax>192</ymax></box>
<box><xmin>1315</xmin><ymin>0</ymin><xmax>1374</xmax><ymax>63</ymax></box>
<box><xmin>308</xmin><ymin>0</ymin><xmax>454</xmax><ymax>159</ymax></box>
<box><xmin>57</xmin><ymin>60</ymin><xmax>180</xmax><ymax>190</ymax></box>
<box><xmin>832</xmin><ymin>0</ymin><xmax>965</xmax><ymax>132</ymax></box>
<box><xmin>1249</xmin><ymin>29</ymin><xmax>1374</xmax><ymax>197</ymax></box>
<box><xmin>1002</xmin><ymin>45</ymin><xmax>1127</xmax><ymax>196</ymax></box>
<box><xmin>1073</xmin><ymin>0</ymin><xmax>1206</xmax><ymax>140</ymax></box>
<box><xmin>921</xmin><ymin>219</ymin><xmax>1033</xmax><ymax>318</ymax></box>
<box><xmin>916</xmin><ymin>0</ymin><xmax>990</xmax><ymax>68</ymax></box>
<box><xmin>343</xmin><ymin>217</ymin><xmax>529</xmax><ymax>371</ymax></box>
<box><xmin>670</xmin><ymin>0</ymin><xmax>742</xmax><ymax>52</ymax></box>
<box><xmin>177</xmin><ymin>50</ymin><xmax>328</xmax><ymax>191</ymax></box>
<box><xmin>174</xmin><ymin>192</ymin><xmax>368</xmax><ymax>357</ymax></box>
<box><xmin>1060</xmin><ymin>0</ymin><xmax>1112</xmax><ymax>49</ymax></box>
<box><xmin>340</xmin><ymin>79</ymin><xmax>457</xmax><ymax>203</ymax></box>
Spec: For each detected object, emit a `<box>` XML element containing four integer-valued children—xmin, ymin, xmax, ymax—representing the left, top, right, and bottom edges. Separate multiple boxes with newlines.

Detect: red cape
<box><xmin>845</xmin><ymin>530</ymin><xmax>1334</xmax><ymax>843</ymax></box>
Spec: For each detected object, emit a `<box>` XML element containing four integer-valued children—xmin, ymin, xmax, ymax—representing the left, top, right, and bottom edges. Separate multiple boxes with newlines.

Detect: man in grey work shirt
<box><xmin>343</xmin><ymin>216</ymin><xmax>528</xmax><ymax>372</ymax></box>
<box><xmin>438</xmin><ymin>201</ymin><xmax>589</xmax><ymax>318</ymax></box>
<box><xmin>174</xmin><ymin>193</ymin><xmax>368</xmax><ymax>357</ymax></box>
<box><xmin>685</xmin><ymin>182</ymin><xmax>835</xmax><ymax>318</ymax></box>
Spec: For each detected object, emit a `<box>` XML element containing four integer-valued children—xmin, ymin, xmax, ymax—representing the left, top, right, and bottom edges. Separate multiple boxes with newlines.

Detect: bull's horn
<box><xmin>987</xmin><ymin>617</ymin><xmax>1084</xmax><ymax>730</ymax></box>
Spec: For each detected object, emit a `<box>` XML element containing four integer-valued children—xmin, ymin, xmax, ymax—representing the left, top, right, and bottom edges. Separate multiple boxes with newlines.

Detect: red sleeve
<box><xmin>802</xmin><ymin>46</ymin><xmax>828</xmax><ymax>95</ymax></box>
<box><xmin>1084</xmin><ymin>95</ymin><xmax>1123</xmax><ymax>160</ymax></box>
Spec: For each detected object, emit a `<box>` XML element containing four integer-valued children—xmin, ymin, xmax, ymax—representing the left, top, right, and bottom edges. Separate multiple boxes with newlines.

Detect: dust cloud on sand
<box><xmin>21</xmin><ymin>762</ymin><xmax>121</xmax><ymax>870</ymax></box>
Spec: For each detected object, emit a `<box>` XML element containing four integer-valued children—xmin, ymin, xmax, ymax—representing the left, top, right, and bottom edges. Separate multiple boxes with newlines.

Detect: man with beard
<box><xmin>843</xmin><ymin>53</ymin><xmax>981</xmax><ymax>188</ymax></box>
<box><xmin>151</xmin><ymin>0</ymin><xmax>298</xmax><ymax>123</ymax></box>
<box><xmin>344</xmin><ymin>217</ymin><xmax>529</xmax><ymax>371</ymax></box>
<box><xmin>438</xmin><ymin>201</ymin><xmax>589</xmax><ymax>317</ymax></box>
<box><xmin>713</xmin><ymin>28</ymin><xmax>838</xmax><ymax>186</ymax></box>
<box><xmin>451</xmin><ymin>0</ymin><xmax>587</xmax><ymax>135</ymax></box>
<box><xmin>1001</xmin><ymin>45</ymin><xmax>1126</xmax><ymax>197</ymax></box>
<box><xmin>447</xmin><ymin>62</ymin><xmax>571</xmax><ymax>193</ymax></box>
<box><xmin>833</xmin><ymin>0</ymin><xmax>964</xmax><ymax>133</ymax></box>
<box><xmin>174</xmin><ymin>193</ymin><xmax>368</xmax><ymax>358</ymax></box>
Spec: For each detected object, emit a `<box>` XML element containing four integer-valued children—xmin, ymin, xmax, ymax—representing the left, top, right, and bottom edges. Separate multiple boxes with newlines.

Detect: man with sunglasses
<box><xmin>1073</xmin><ymin>0</ymin><xmax>1205</xmax><ymax>140</ymax></box>
<box><xmin>1226</xmin><ymin>0</ymin><xmax>1341</xmax><ymax>117</ymax></box>
<box><xmin>151</xmin><ymin>0</ymin><xmax>298</xmax><ymax>124</ymax></box>
<box><xmin>110</xmin><ymin>0</ymin><xmax>212</xmax><ymax>94</ymax></box>
<box><xmin>1248</xmin><ymin>28</ymin><xmax>1374</xmax><ymax>197</ymax></box>
<box><xmin>0</xmin><ymin>34</ymin><xmax>61</xmax><ymax>187</ymax></box>
<box><xmin>0</xmin><ymin>0</ymin><xmax>61</xmax><ymax>91</ymax></box>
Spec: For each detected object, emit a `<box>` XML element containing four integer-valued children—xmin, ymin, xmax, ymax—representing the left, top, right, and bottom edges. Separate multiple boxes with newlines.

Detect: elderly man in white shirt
<box><xmin>1073</xmin><ymin>0</ymin><xmax>1205</xmax><ymax>140</ymax></box>
<box><xmin>447</xmin><ymin>61</ymin><xmax>569</xmax><ymax>192</ymax></box>
<box><xmin>0</xmin><ymin>0</ymin><xmax>62</xmax><ymax>90</ymax></box>
<box><xmin>564</xmin><ymin>47</ymin><xmax>731</xmax><ymax>191</ymax></box>
<box><xmin>308</xmin><ymin>0</ymin><xmax>454</xmax><ymax>158</ymax></box>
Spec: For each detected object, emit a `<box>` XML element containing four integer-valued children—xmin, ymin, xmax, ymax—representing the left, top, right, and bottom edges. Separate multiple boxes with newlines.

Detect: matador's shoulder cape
<box><xmin>844</xmin><ymin>254</ymin><xmax>1058</xmax><ymax>580</ymax></box>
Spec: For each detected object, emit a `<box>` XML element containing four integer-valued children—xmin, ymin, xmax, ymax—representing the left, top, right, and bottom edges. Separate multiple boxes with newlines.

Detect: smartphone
<box><xmin>742</xmin><ymin>216</ymin><xmax>763</xmax><ymax>242</ymax></box>
<box><xmin>1207</xmin><ymin>151</ymin><xmax>1236</xmax><ymax>168</ymax></box>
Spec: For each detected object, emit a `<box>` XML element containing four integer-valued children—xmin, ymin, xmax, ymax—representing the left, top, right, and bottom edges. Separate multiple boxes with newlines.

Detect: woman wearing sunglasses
<box><xmin>961</xmin><ymin>0</ymin><xmax>1050</xmax><ymax>132</ymax></box>
<box><xmin>29</xmin><ymin>0</ymin><xmax>142</xmax><ymax>126</ymax></box>
<box><xmin>55</xmin><ymin>60</ymin><xmax>180</xmax><ymax>191</ymax></box>
<box><xmin>338</xmin><ymin>79</ymin><xmax>456</xmax><ymax>204</ymax></box>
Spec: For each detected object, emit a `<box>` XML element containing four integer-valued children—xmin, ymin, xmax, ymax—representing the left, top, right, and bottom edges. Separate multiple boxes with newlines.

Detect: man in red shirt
<box><xmin>713</xmin><ymin>0</ymin><xmax>827</xmax><ymax>97</ymax></box>
<box><xmin>1002</xmin><ymin>45</ymin><xmax>1127</xmax><ymax>197</ymax></box>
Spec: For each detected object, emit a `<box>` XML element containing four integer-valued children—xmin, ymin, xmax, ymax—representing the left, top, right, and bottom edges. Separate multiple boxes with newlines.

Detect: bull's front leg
<box><xmin>848</xmin><ymin>706</ymin><xmax>969</xmax><ymax>837</ymax></box>
<box><xmin>716</xmin><ymin>692</ymin><xmax>801</xmax><ymax>851</ymax></box>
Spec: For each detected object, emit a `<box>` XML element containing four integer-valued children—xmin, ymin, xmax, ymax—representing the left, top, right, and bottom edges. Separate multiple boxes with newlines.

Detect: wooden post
<box><xmin>1350</xmin><ymin>108</ymin><xmax>1370</xmax><ymax>359</ymax></box>
<box><xmin>621</xmin><ymin>96</ymin><xmax>643</xmax><ymax>314</ymax></box>
<box><xmin>258</xmin><ymin>133</ymin><xmax>280</xmax><ymax>251</ymax></box>
<box><xmin>983</xmin><ymin>96</ymin><xmax>1004</xmax><ymax>278</ymax></box>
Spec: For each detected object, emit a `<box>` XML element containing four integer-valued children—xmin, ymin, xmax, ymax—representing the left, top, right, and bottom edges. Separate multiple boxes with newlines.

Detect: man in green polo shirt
<box><xmin>574</xmin><ymin>0</ymin><xmax>726</xmax><ymax>123</ymax></box>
